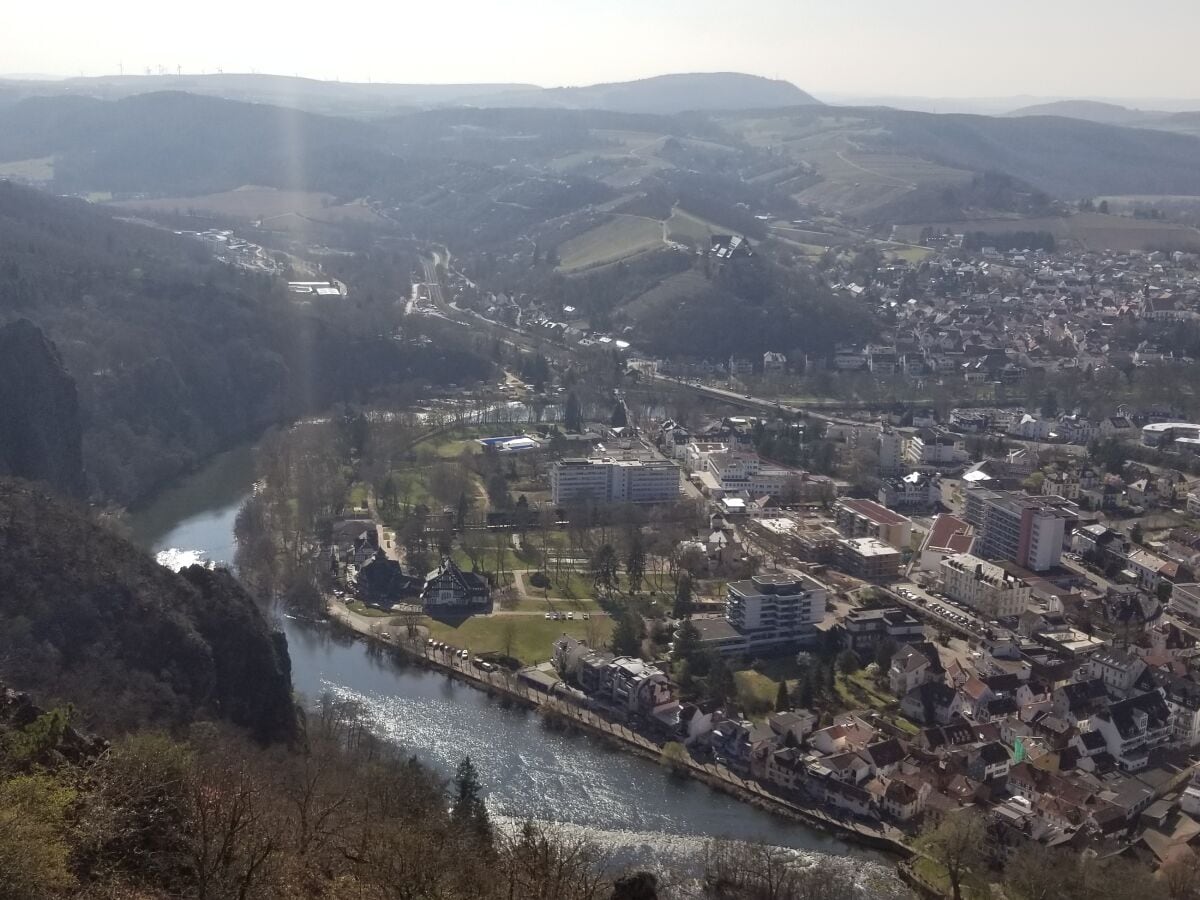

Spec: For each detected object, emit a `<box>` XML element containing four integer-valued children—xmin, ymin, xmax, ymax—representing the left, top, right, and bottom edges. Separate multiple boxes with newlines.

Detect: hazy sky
<box><xmin>11</xmin><ymin>0</ymin><xmax>1199</xmax><ymax>99</ymax></box>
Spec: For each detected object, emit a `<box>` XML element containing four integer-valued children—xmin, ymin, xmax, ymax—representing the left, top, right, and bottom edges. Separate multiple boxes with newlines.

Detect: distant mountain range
<box><xmin>0</xmin><ymin>71</ymin><xmax>818</xmax><ymax>117</ymax></box>
<box><xmin>1005</xmin><ymin>99</ymin><xmax>1200</xmax><ymax>137</ymax></box>
<box><xmin>4</xmin><ymin>87</ymin><xmax>1200</xmax><ymax>207</ymax></box>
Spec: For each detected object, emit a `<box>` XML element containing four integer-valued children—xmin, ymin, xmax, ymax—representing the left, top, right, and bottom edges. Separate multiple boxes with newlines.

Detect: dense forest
<box><xmin>0</xmin><ymin>181</ymin><xmax>493</xmax><ymax>502</ymax></box>
<box><xmin>0</xmin><ymin>478</ymin><xmax>296</xmax><ymax>741</ymax></box>
<box><xmin>0</xmin><ymin>679</ymin><xmax>914</xmax><ymax>900</ymax></box>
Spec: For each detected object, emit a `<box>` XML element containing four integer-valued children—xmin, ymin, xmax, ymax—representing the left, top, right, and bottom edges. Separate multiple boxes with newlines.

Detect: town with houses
<box><xmin>324</xmin><ymin>232</ymin><xmax>1200</xmax><ymax>874</ymax></box>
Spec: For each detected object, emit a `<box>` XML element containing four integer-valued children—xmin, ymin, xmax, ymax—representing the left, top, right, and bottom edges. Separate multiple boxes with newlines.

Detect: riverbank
<box><xmin>326</xmin><ymin>598</ymin><xmax>914</xmax><ymax>861</ymax></box>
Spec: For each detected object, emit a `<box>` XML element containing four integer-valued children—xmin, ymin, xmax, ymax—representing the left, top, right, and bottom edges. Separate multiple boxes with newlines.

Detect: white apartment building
<box><xmin>905</xmin><ymin>430</ymin><xmax>968</xmax><ymax>467</ymax></box>
<box><xmin>964</xmin><ymin>488</ymin><xmax>1073</xmax><ymax>572</ymax></box>
<box><xmin>1171</xmin><ymin>583</ymin><xmax>1200</xmax><ymax>621</ymax></box>
<box><xmin>693</xmin><ymin>574</ymin><xmax>827</xmax><ymax>656</ymax></box>
<box><xmin>878</xmin><ymin>427</ymin><xmax>905</xmax><ymax>475</ymax></box>
<box><xmin>705</xmin><ymin>451</ymin><xmax>790</xmax><ymax>496</ymax></box>
<box><xmin>550</xmin><ymin>457</ymin><xmax>680</xmax><ymax>505</ymax></box>
<box><xmin>940</xmin><ymin>553</ymin><xmax>1032</xmax><ymax>619</ymax></box>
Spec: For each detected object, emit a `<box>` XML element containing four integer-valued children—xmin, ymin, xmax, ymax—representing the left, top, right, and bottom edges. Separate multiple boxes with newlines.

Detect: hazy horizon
<box><xmin>12</xmin><ymin>0</ymin><xmax>1200</xmax><ymax>100</ymax></box>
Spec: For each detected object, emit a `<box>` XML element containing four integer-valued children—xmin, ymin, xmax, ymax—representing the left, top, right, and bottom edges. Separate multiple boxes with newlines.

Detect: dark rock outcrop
<box><xmin>0</xmin><ymin>478</ymin><xmax>297</xmax><ymax>743</ymax></box>
<box><xmin>0</xmin><ymin>318</ymin><xmax>85</xmax><ymax>497</ymax></box>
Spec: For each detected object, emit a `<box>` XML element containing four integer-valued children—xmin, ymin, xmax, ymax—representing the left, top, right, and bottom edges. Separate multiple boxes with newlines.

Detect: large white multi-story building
<box><xmin>693</xmin><ymin>574</ymin><xmax>827</xmax><ymax>656</ymax></box>
<box><xmin>550</xmin><ymin>457</ymin><xmax>680</xmax><ymax>505</ymax></box>
<box><xmin>704</xmin><ymin>451</ymin><xmax>791</xmax><ymax>496</ymax></box>
<box><xmin>964</xmin><ymin>488</ymin><xmax>1074</xmax><ymax>572</ymax></box>
<box><xmin>940</xmin><ymin>553</ymin><xmax>1031</xmax><ymax>619</ymax></box>
<box><xmin>905</xmin><ymin>430</ymin><xmax>968</xmax><ymax>467</ymax></box>
<box><xmin>878</xmin><ymin>427</ymin><xmax>905</xmax><ymax>475</ymax></box>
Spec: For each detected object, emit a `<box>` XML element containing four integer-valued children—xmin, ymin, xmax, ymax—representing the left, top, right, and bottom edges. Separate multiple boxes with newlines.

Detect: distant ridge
<box><xmin>0</xmin><ymin>71</ymin><xmax>818</xmax><ymax>117</ymax></box>
<box><xmin>1006</xmin><ymin>99</ymin><xmax>1200</xmax><ymax>137</ymax></box>
<box><xmin>1006</xmin><ymin>99</ymin><xmax>1156</xmax><ymax>126</ymax></box>
<box><xmin>471</xmin><ymin>72</ymin><xmax>821</xmax><ymax>114</ymax></box>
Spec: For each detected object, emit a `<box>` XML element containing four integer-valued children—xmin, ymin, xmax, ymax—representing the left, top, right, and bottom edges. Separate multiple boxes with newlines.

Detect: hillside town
<box><xmin>285</xmin><ymin>231</ymin><xmax>1200</xmax><ymax>883</ymax></box>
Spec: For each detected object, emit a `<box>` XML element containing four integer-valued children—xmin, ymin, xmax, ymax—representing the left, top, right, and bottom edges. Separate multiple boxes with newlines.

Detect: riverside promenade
<box><xmin>327</xmin><ymin>599</ymin><xmax>914</xmax><ymax>859</ymax></box>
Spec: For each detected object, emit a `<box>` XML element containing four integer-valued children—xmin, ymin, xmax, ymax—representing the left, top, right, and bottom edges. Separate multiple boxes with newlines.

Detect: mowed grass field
<box><xmin>556</xmin><ymin>216</ymin><xmax>664</xmax><ymax>271</ymax></box>
<box><xmin>423</xmin><ymin>615</ymin><xmax>612</xmax><ymax>665</ymax></box>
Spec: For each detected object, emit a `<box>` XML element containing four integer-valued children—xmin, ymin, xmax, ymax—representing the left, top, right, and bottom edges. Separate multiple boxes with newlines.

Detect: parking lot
<box><xmin>888</xmin><ymin>581</ymin><xmax>996</xmax><ymax>640</ymax></box>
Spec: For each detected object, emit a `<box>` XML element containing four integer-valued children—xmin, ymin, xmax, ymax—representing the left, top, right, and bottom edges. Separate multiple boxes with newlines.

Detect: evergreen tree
<box><xmin>452</xmin><ymin>755</ymin><xmax>492</xmax><ymax>844</ymax></box>
<box><xmin>707</xmin><ymin>655</ymin><xmax>737</xmax><ymax>707</ymax></box>
<box><xmin>611</xmin><ymin>610</ymin><xmax>644</xmax><ymax>657</ymax></box>
<box><xmin>673</xmin><ymin>619</ymin><xmax>701</xmax><ymax>661</ymax></box>
<box><xmin>874</xmin><ymin>637</ymin><xmax>898</xmax><ymax>676</ymax></box>
<box><xmin>456</xmin><ymin>490</ymin><xmax>470</xmax><ymax>530</ymax></box>
<box><xmin>798</xmin><ymin>670</ymin><xmax>816</xmax><ymax>709</ymax></box>
<box><xmin>673</xmin><ymin>572</ymin><xmax>694</xmax><ymax>619</ymax></box>
<box><xmin>775</xmin><ymin>680</ymin><xmax>790</xmax><ymax>712</ymax></box>
<box><xmin>564</xmin><ymin>391</ymin><xmax>583</xmax><ymax>433</ymax></box>
<box><xmin>1040</xmin><ymin>388</ymin><xmax>1059</xmax><ymax>419</ymax></box>
<box><xmin>611</xmin><ymin>401</ymin><xmax>628</xmax><ymax>428</ymax></box>
<box><xmin>836</xmin><ymin>648</ymin><xmax>860</xmax><ymax>676</ymax></box>
<box><xmin>626</xmin><ymin>530</ymin><xmax>646</xmax><ymax>594</ymax></box>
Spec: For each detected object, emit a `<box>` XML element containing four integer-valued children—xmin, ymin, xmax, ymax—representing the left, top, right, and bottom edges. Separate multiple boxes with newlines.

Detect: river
<box><xmin>129</xmin><ymin>444</ymin><xmax>896</xmax><ymax>879</ymax></box>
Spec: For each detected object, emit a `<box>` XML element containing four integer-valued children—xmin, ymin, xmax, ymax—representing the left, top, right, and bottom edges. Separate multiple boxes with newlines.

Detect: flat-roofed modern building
<box><xmin>550</xmin><ymin>457</ymin><xmax>680</xmax><ymax>505</ymax></box>
<box><xmin>1171</xmin><ymin>583</ymin><xmax>1200</xmax><ymax>621</ymax></box>
<box><xmin>833</xmin><ymin>498</ymin><xmax>913</xmax><ymax>550</ymax></box>
<box><xmin>964</xmin><ymin>487</ymin><xmax>1075</xmax><ymax>572</ymax></box>
<box><xmin>843</xmin><ymin>607</ymin><xmax>925</xmax><ymax>653</ymax></box>
<box><xmin>692</xmin><ymin>574</ymin><xmax>827</xmax><ymax>656</ymax></box>
<box><xmin>837</xmin><ymin>536</ymin><xmax>902</xmax><ymax>583</ymax></box>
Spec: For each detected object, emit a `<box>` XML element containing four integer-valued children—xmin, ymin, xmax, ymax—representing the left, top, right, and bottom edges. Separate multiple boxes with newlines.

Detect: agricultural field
<box><xmin>110</xmin><ymin>185</ymin><xmax>386</xmax><ymax>226</ymax></box>
<box><xmin>665</xmin><ymin>206</ymin><xmax>731</xmax><ymax>246</ymax></box>
<box><xmin>556</xmin><ymin>215</ymin><xmax>665</xmax><ymax>271</ymax></box>
<box><xmin>0</xmin><ymin>155</ymin><xmax>54</xmax><ymax>182</ymax></box>
<box><xmin>620</xmin><ymin>270</ymin><xmax>716</xmax><ymax>321</ymax></box>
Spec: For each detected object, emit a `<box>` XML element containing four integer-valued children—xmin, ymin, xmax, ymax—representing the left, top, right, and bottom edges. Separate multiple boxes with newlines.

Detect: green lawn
<box><xmin>346</xmin><ymin>601</ymin><xmax>391</xmax><ymax>618</ymax></box>
<box><xmin>835</xmin><ymin>670</ymin><xmax>896</xmax><ymax>710</ymax></box>
<box><xmin>911</xmin><ymin>858</ymin><xmax>988</xmax><ymax>900</ymax></box>
<box><xmin>387</xmin><ymin>469</ymin><xmax>432</xmax><ymax>511</ymax></box>
<box><xmin>735</xmin><ymin>670</ymin><xmax>781</xmax><ymax>715</ymax></box>
<box><xmin>422</xmin><ymin>615</ymin><xmax>613</xmax><ymax>665</ymax></box>
<box><xmin>347</xmin><ymin>483</ymin><xmax>369</xmax><ymax>507</ymax></box>
<box><xmin>507</xmin><ymin>591</ymin><xmax>601</xmax><ymax>613</ymax></box>
<box><xmin>452</xmin><ymin>546</ymin><xmax>528</xmax><ymax>574</ymax></box>
<box><xmin>434</xmin><ymin>438</ymin><xmax>477</xmax><ymax>459</ymax></box>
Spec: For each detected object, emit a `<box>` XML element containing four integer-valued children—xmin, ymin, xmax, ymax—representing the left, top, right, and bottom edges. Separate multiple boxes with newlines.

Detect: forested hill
<box><xmin>0</xmin><ymin>180</ymin><xmax>492</xmax><ymax>503</ymax></box>
<box><xmin>0</xmin><ymin>319</ymin><xmax>85</xmax><ymax>496</ymax></box>
<box><xmin>0</xmin><ymin>478</ymin><xmax>297</xmax><ymax>741</ymax></box>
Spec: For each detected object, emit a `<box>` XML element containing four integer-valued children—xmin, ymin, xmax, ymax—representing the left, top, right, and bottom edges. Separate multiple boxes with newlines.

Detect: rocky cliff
<box><xmin>0</xmin><ymin>478</ymin><xmax>297</xmax><ymax>743</ymax></box>
<box><xmin>0</xmin><ymin>318</ymin><xmax>85</xmax><ymax>498</ymax></box>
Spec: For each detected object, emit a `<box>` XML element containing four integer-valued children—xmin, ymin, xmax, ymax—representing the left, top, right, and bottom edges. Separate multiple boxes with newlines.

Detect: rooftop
<box><xmin>838</xmin><ymin>497</ymin><xmax>911</xmax><ymax>527</ymax></box>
